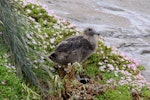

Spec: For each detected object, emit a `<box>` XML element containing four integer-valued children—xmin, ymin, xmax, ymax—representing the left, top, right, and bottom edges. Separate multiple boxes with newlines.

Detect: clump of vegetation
<box><xmin>0</xmin><ymin>0</ymin><xmax>39</xmax><ymax>85</ymax></box>
<box><xmin>0</xmin><ymin>0</ymin><xmax>150</xmax><ymax>99</ymax></box>
<box><xmin>0</xmin><ymin>38</ymin><xmax>26</xmax><ymax>99</ymax></box>
<box><xmin>0</xmin><ymin>64</ymin><xmax>24</xmax><ymax>99</ymax></box>
<box><xmin>0</xmin><ymin>19</ymin><xmax>41</xmax><ymax>100</ymax></box>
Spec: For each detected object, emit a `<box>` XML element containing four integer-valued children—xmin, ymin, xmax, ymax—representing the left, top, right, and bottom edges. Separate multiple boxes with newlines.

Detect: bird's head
<box><xmin>83</xmin><ymin>28</ymin><xmax>100</xmax><ymax>36</ymax></box>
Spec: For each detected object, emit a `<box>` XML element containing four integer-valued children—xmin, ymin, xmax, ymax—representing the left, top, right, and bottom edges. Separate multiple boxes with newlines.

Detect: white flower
<box><xmin>33</xmin><ymin>46</ymin><xmax>37</xmax><ymax>50</ymax></box>
<box><xmin>34</xmin><ymin>24</ymin><xmax>41</xmax><ymax>29</ymax></box>
<box><xmin>28</xmin><ymin>17</ymin><xmax>35</xmax><ymax>21</ymax></box>
<box><xmin>104</xmin><ymin>60</ymin><xmax>108</xmax><ymax>63</ymax></box>
<box><xmin>50</xmin><ymin>38</ymin><xmax>55</xmax><ymax>44</ymax></box>
<box><xmin>40</xmin><ymin>56</ymin><xmax>44</xmax><ymax>60</ymax></box>
<box><xmin>38</xmin><ymin>35</ymin><xmax>44</xmax><ymax>40</ymax></box>
<box><xmin>43</xmin><ymin>20</ymin><xmax>47</xmax><ymax>24</ymax></box>
<box><xmin>99</xmin><ymin>65</ymin><xmax>106</xmax><ymax>72</ymax></box>
<box><xmin>100</xmin><ymin>51</ymin><xmax>104</xmax><ymax>54</ymax></box>
<box><xmin>26</xmin><ymin>9</ymin><xmax>31</xmax><ymax>13</ymax></box>
<box><xmin>1</xmin><ymin>80</ymin><xmax>6</xmax><ymax>85</ymax></box>
<box><xmin>33</xmin><ymin>60</ymin><xmax>38</xmax><ymax>63</ymax></box>
<box><xmin>11</xmin><ymin>66</ymin><xmax>16</xmax><ymax>70</ymax></box>
<box><xmin>26</xmin><ymin>34</ymin><xmax>32</xmax><ymax>39</ymax></box>
<box><xmin>59</xmin><ymin>35</ymin><xmax>63</xmax><ymax>38</ymax></box>
<box><xmin>114</xmin><ymin>71</ymin><xmax>118</xmax><ymax>77</ymax></box>
<box><xmin>37</xmin><ymin>28</ymin><xmax>41</xmax><ymax>32</ymax></box>
<box><xmin>98</xmin><ymin>62</ymin><xmax>103</xmax><ymax>65</ymax></box>
<box><xmin>100</xmin><ymin>65</ymin><xmax>106</xmax><ymax>69</ymax></box>
<box><xmin>50</xmin><ymin>45</ymin><xmax>55</xmax><ymax>49</ymax></box>
<box><xmin>31</xmin><ymin>5</ymin><xmax>34</xmax><ymax>9</ymax></box>
<box><xmin>44</xmin><ymin>33</ymin><xmax>48</xmax><ymax>38</ymax></box>
<box><xmin>39</xmin><ymin>13</ymin><xmax>42</xmax><ymax>16</ymax></box>
<box><xmin>32</xmin><ymin>39</ymin><xmax>37</xmax><ymax>45</ymax></box>
<box><xmin>43</xmin><ymin>45</ymin><xmax>47</xmax><ymax>49</ymax></box>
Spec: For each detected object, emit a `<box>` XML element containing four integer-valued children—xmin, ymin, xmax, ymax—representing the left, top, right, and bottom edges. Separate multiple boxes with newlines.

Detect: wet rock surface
<box><xmin>39</xmin><ymin>0</ymin><xmax>150</xmax><ymax>82</ymax></box>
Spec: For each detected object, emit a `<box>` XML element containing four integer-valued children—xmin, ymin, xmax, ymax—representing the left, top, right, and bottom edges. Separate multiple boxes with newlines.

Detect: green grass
<box><xmin>0</xmin><ymin>39</ymin><xmax>41</xmax><ymax>100</ymax></box>
<box><xmin>0</xmin><ymin>65</ymin><xmax>25</xmax><ymax>99</ymax></box>
<box><xmin>95</xmin><ymin>85</ymin><xmax>132</xmax><ymax>100</ymax></box>
<box><xmin>141</xmin><ymin>86</ymin><xmax>150</xmax><ymax>100</ymax></box>
<box><xmin>0</xmin><ymin>38</ymin><xmax>25</xmax><ymax>99</ymax></box>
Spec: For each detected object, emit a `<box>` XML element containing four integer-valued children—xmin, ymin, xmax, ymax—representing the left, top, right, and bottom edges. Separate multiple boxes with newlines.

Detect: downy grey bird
<box><xmin>49</xmin><ymin>28</ymin><xmax>100</xmax><ymax>65</ymax></box>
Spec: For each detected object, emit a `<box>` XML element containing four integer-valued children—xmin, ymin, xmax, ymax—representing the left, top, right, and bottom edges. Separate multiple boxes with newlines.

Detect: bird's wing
<box><xmin>55</xmin><ymin>36</ymin><xmax>94</xmax><ymax>52</ymax></box>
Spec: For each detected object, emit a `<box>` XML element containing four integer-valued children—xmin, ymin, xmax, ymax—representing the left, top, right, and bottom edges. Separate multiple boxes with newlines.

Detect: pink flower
<box><xmin>148</xmin><ymin>86</ymin><xmax>150</xmax><ymax>90</ymax></box>
<box><xmin>54</xmin><ymin>15</ymin><xmax>61</xmax><ymax>19</ymax></box>
<box><xmin>107</xmin><ymin>78</ymin><xmax>114</xmax><ymax>83</ymax></box>
<box><xmin>61</xmin><ymin>19</ymin><xmax>67</xmax><ymax>23</ymax></box>
<box><xmin>120</xmin><ymin>70</ymin><xmax>131</xmax><ymax>76</ymax></box>
<box><xmin>107</xmin><ymin>64</ymin><xmax>114</xmax><ymax>71</ymax></box>
<box><xmin>26</xmin><ymin>0</ymin><xmax>40</xmax><ymax>5</ymax></box>
<box><xmin>1</xmin><ymin>80</ymin><xmax>6</xmax><ymax>85</ymax></box>
<box><xmin>99</xmin><ymin>65</ymin><xmax>106</xmax><ymax>71</ymax></box>
<box><xmin>119</xmin><ymin>80</ymin><xmax>128</xmax><ymax>85</ymax></box>
<box><xmin>68</xmin><ymin>23</ymin><xmax>76</xmax><ymax>28</ymax></box>
<box><xmin>132</xmin><ymin>59</ymin><xmax>139</xmax><ymax>66</ymax></box>
<box><xmin>41</xmin><ymin>4</ymin><xmax>54</xmax><ymax>15</ymax></box>
<box><xmin>116</xmin><ymin>67</ymin><xmax>119</xmax><ymax>71</ymax></box>
<box><xmin>120</xmin><ymin>51</ymin><xmax>126</xmax><ymax>57</ymax></box>
<box><xmin>127</xmin><ymin>64</ymin><xmax>137</xmax><ymax>71</ymax></box>
<box><xmin>134</xmin><ymin>72</ymin><xmax>145</xmax><ymax>80</ymax></box>
<box><xmin>126</xmin><ymin>77</ymin><xmax>132</xmax><ymax>82</ymax></box>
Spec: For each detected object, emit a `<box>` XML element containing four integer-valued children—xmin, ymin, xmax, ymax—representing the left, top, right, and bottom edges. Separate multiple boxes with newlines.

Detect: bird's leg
<box><xmin>54</xmin><ymin>64</ymin><xmax>66</xmax><ymax>78</ymax></box>
<box><xmin>54</xmin><ymin>64</ymin><xmax>61</xmax><ymax>70</ymax></box>
<box><xmin>64</xmin><ymin>63</ymin><xmax>76</xmax><ymax>80</ymax></box>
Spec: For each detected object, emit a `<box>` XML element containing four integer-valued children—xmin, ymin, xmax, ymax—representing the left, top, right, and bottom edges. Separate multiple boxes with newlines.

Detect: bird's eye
<box><xmin>88</xmin><ymin>28</ymin><xmax>92</xmax><ymax>31</ymax></box>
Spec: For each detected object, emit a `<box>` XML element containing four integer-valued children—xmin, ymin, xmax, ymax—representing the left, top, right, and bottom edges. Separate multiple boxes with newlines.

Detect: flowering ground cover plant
<box><xmin>0</xmin><ymin>0</ymin><xmax>150</xmax><ymax>99</ymax></box>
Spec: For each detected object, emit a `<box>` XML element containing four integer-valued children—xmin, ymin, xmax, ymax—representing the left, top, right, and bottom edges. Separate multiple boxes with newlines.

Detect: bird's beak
<box><xmin>95</xmin><ymin>32</ymin><xmax>100</xmax><ymax>36</ymax></box>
